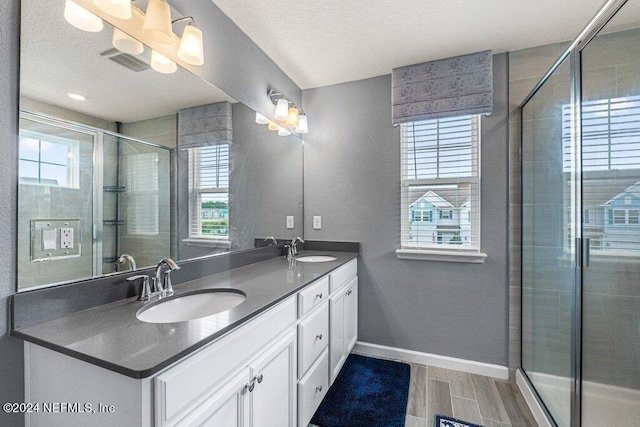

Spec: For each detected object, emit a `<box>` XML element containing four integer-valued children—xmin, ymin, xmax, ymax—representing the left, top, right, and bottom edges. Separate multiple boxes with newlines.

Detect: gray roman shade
<box><xmin>178</xmin><ymin>101</ymin><xmax>233</xmax><ymax>149</ymax></box>
<box><xmin>392</xmin><ymin>50</ymin><xmax>493</xmax><ymax>124</ymax></box>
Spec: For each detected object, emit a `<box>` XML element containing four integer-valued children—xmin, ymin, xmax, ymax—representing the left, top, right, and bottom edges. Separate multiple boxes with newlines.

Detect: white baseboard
<box><xmin>516</xmin><ymin>369</ymin><xmax>554</xmax><ymax>427</ymax></box>
<box><xmin>352</xmin><ymin>341</ymin><xmax>509</xmax><ymax>380</ymax></box>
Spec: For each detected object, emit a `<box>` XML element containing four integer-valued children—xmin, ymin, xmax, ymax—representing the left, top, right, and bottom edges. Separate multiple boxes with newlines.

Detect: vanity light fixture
<box><xmin>295</xmin><ymin>112</ymin><xmax>309</xmax><ymax>134</ymax></box>
<box><xmin>92</xmin><ymin>0</ymin><xmax>132</xmax><ymax>20</ymax></box>
<box><xmin>112</xmin><ymin>27</ymin><xmax>144</xmax><ymax>55</ymax></box>
<box><xmin>286</xmin><ymin>107</ymin><xmax>299</xmax><ymax>127</ymax></box>
<box><xmin>143</xmin><ymin>0</ymin><xmax>173</xmax><ymax>45</ymax></box>
<box><xmin>255</xmin><ymin>113</ymin><xmax>270</xmax><ymax>125</ymax></box>
<box><xmin>173</xmin><ymin>17</ymin><xmax>205</xmax><ymax>66</ymax></box>
<box><xmin>278</xmin><ymin>128</ymin><xmax>291</xmax><ymax>137</ymax></box>
<box><xmin>274</xmin><ymin>98</ymin><xmax>290</xmax><ymax>121</ymax></box>
<box><xmin>151</xmin><ymin>50</ymin><xmax>177</xmax><ymax>74</ymax></box>
<box><xmin>64</xmin><ymin>0</ymin><xmax>104</xmax><ymax>32</ymax></box>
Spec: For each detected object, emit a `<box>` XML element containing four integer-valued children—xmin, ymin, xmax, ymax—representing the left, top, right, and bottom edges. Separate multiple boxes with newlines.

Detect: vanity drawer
<box><xmin>330</xmin><ymin>259</ymin><xmax>357</xmax><ymax>293</ymax></box>
<box><xmin>297</xmin><ymin>302</ymin><xmax>329</xmax><ymax>378</ymax></box>
<box><xmin>298</xmin><ymin>276</ymin><xmax>329</xmax><ymax>318</ymax></box>
<box><xmin>155</xmin><ymin>296</ymin><xmax>296</xmax><ymax>426</ymax></box>
<box><xmin>298</xmin><ymin>349</ymin><xmax>329</xmax><ymax>427</ymax></box>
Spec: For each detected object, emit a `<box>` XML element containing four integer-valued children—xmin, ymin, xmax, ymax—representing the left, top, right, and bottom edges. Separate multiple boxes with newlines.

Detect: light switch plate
<box><xmin>313</xmin><ymin>216</ymin><xmax>322</xmax><ymax>230</ymax></box>
<box><xmin>286</xmin><ymin>216</ymin><xmax>294</xmax><ymax>229</ymax></box>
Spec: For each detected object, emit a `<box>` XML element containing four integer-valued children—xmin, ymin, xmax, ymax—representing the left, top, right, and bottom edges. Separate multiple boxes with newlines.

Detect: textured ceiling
<box><xmin>212</xmin><ymin>0</ymin><xmax>638</xmax><ymax>89</ymax></box>
<box><xmin>21</xmin><ymin>0</ymin><xmax>233</xmax><ymax>123</ymax></box>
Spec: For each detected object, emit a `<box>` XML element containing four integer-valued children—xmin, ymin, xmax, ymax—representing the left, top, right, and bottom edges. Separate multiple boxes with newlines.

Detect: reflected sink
<box><xmin>136</xmin><ymin>289</ymin><xmax>246</xmax><ymax>323</ymax></box>
<box><xmin>295</xmin><ymin>255</ymin><xmax>337</xmax><ymax>263</ymax></box>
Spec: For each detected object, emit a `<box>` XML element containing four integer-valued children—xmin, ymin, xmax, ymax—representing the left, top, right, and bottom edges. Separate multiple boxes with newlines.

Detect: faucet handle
<box><xmin>163</xmin><ymin>270</ymin><xmax>174</xmax><ymax>297</ymax></box>
<box><xmin>127</xmin><ymin>275</ymin><xmax>151</xmax><ymax>301</ymax></box>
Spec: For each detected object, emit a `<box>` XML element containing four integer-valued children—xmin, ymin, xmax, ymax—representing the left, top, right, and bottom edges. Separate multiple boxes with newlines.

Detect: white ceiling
<box><xmin>21</xmin><ymin>0</ymin><xmax>234</xmax><ymax>123</ymax></box>
<box><xmin>212</xmin><ymin>0</ymin><xmax>636</xmax><ymax>89</ymax></box>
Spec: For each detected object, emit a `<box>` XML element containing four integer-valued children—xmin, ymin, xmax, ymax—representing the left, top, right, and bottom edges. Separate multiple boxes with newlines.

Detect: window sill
<box><xmin>183</xmin><ymin>238</ymin><xmax>232</xmax><ymax>249</ymax></box>
<box><xmin>395</xmin><ymin>248</ymin><xmax>487</xmax><ymax>263</ymax></box>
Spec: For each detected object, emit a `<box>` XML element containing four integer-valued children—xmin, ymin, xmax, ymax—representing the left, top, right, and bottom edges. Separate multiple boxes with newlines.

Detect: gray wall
<box><xmin>0</xmin><ymin>1</ymin><xmax>25</xmax><ymax>426</ymax></box>
<box><xmin>302</xmin><ymin>53</ymin><xmax>510</xmax><ymax>365</ymax></box>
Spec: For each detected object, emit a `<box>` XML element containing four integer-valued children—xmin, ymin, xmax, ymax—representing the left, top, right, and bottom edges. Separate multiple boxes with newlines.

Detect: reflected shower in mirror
<box><xmin>18</xmin><ymin>0</ymin><xmax>303</xmax><ymax>290</ymax></box>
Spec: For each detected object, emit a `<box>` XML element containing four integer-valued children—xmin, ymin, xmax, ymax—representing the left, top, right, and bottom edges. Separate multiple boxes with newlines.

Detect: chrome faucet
<box><xmin>290</xmin><ymin>237</ymin><xmax>305</xmax><ymax>256</ymax></box>
<box><xmin>154</xmin><ymin>258</ymin><xmax>181</xmax><ymax>297</ymax></box>
<box><xmin>116</xmin><ymin>254</ymin><xmax>137</xmax><ymax>272</ymax></box>
<box><xmin>264</xmin><ymin>236</ymin><xmax>278</xmax><ymax>246</ymax></box>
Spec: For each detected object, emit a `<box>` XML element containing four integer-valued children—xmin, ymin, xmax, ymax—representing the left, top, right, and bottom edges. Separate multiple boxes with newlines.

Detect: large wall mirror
<box><xmin>18</xmin><ymin>0</ymin><xmax>304</xmax><ymax>290</ymax></box>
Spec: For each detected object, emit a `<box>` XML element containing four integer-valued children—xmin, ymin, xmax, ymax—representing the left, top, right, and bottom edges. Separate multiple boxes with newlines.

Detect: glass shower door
<box><xmin>579</xmin><ymin>5</ymin><xmax>640</xmax><ymax>425</ymax></box>
<box><xmin>521</xmin><ymin>57</ymin><xmax>575</xmax><ymax>426</ymax></box>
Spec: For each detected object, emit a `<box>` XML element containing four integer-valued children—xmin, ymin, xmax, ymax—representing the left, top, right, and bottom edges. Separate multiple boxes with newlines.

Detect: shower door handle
<box><xmin>583</xmin><ymin>238</ymin><xmax>590</xmax><ymax>267</ymax></box>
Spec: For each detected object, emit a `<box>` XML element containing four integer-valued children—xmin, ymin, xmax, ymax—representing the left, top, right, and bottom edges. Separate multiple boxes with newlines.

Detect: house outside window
<box><xmin>188</xmin><ymin>145</ymin><xmax>229</xmax><ymax>240</ymax></box>
<box><xmin>398</xmin><ymin>115</ymin><xmax>486</xmax><ymax>262</ymax></box>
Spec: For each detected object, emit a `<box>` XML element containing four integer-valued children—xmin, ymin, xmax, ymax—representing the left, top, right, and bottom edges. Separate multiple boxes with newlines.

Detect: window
<box><xmin>628</xmin><ymin>209</ymin><xmax>639</xmax><ymax>224</ymax></box>
<box><xmin>397</xmin><ymin>115</ymin><xmax>486</xmax><ymax>262</ymax></box>
<box><xmin>126</xmin><ymin>153</ymin><xmax>159</xmax><ymax>235</ymax></box>
<box><xmin>188</xmin><ymin>145</ymin><xmax>230</xmax><ymax>240</ymax></box>
<box><xmin>19</xmin><ymin>132</ymin><xmax>79</xmax><ymax>188</ymax></box>
<box><xmin>613</xmin><ymin>209</ymin><xmax>626</xmax><ymax>224</ymax></box>
<box><xmin>563</xmin><ymin>95</ymin><xmax>640</xmax><ymax>172</ymax></box>
<box><xmin>609</xmin><ymin>208</ymin><xmax>640</xmax><ymax>225</ymax></box>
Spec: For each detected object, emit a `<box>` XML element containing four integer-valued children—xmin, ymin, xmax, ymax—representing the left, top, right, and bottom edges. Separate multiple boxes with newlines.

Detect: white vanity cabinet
<box><xmin>23</xmin><ymin>257</ymin><xmax>358</xmax><ymax>427</ymax></box>
<box><xmin>329</xmin><ymin>260</ymin><xmax>358</xmax><ymax>385</ymax></box>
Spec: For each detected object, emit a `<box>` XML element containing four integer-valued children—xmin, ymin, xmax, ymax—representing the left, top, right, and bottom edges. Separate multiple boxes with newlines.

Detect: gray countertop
<box><xmin>13</xmin><ymin>251</ymin><xmax>358</xmax><ymax>379</ymax></box>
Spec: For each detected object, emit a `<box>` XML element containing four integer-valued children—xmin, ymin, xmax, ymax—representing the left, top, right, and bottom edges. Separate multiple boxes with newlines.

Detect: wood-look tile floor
<box><xmin>310</xmin><ymin>362</ymin><xmax>537</xmax><ymax>427</ymax></box>
<box><xmin>406</xmin><ymin>364</ymin><xmax>537</xmax><ymax>427</ymax></box>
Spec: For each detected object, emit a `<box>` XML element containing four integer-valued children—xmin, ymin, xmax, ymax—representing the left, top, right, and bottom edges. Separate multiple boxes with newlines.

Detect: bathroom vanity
<box><xmin>15</xmin><ymin>252</ymin><xmax>358</xmax><ymax>427</ymax></box>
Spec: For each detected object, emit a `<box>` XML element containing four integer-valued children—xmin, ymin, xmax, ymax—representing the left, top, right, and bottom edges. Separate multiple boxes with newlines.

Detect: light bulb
<box><xmin>143</xmin><ymin>0</ymin><xmax>173</xmax><ymax>45</ymax></box>
<box><xmin>286</xmin><ymin>107</ymin><xmax>299</xmax><ymax>127</ymax></box>
<box><xmin>112</xmin><ymin>27</ymin><xmax>144</xmax><ymax>55</ymax></box>
<box><xmin>274</xmin><ymin>98</ymin><xmax>289</xmax><ymax>121</ymax></box>
<box><xmin>151</xmin><ymin>50</ymin><xmax>177</xmax><ymax>74</ymax></box>
<box><xmin>255</xmin><ymin>113</ymin><xmax>269</xmax><ymax>125</ymax></box>
<box><xmin>295</xmin><ymin>114</ymin><xmax>308</xmax><ymax>134</ymax></box>
<box><xmin>92</xmin><ymin>0</ymin><xmax>132</xmax><ymax>19</ymax></box>
<box><xmin>278</xmin><ymin>128</ymin><xmax>291</xmax><ymax>136</ymax></box>
<box><xmin>64</xmin><ymin>0</ymin><xmax>104</xmax><ymax>32</ymax></box>
<box><xmin>178</xmin><ymin>24</ymin><xmax>204</xmax><ymax>66</ymax></box>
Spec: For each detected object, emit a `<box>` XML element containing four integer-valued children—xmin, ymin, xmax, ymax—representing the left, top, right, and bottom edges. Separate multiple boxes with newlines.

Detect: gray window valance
<box><xmin>178</xmin><ymin>101</ymin><xmax>233</xmax><ymax>149</ymax></box>
<box><xmin>392</xmin><ymin>50</ymin><xmax>493</xmax><ymax>124</ymax></box>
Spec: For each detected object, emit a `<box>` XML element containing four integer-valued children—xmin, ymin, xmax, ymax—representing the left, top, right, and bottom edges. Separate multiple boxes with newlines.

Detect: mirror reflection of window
<box><xmin>125</xmin><ymin>153</ymin><xmax>159</xmax><ymax>235</ymax></box>
<box><xmin>188</xmin><ymin>145</ymin><xmax>229</xmax><ymax>240</ymax></box>
<box><xmin>19</xmin><ymin>132</ymin><xmax>79</xmax><ymax>188</ymax></box>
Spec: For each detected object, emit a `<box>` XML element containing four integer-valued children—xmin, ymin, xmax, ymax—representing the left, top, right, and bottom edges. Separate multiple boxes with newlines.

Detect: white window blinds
<box><xmin>125</xmin><ymin>153</ymin><xmax>159</xmax><ymax>235</ymax></box>
<box><xmin>401</xmin><ymin>115</ymin><xmax>481</xmax><ymax>251</ymax></box>
<box><xmin>188</xmin><ymin>145</ymin><xmax>229</xmax><ymax>239</ymax></box>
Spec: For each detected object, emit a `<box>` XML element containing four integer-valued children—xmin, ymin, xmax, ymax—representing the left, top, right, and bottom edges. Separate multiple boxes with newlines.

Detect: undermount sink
<box><xmin>295</xmin><ymin>255</ymin><xmax>337</xmax><ymax>263</ymax></box>
<box><xmin>136</xmin><ymin>289</ymin><xmax>246</xmax><ymax>323</ymax></box>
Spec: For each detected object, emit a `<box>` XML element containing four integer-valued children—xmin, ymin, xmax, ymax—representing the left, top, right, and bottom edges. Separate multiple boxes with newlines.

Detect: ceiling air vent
<box><xmin>100</xmin><ymin>48</ymin><xmax>150</xmax><ymax>72</ymax></box>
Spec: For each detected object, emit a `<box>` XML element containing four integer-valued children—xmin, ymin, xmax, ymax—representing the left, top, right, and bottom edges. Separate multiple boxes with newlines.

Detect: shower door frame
<box><xmin>518</xmin><ymin>0</ymin><xmax>630</xmax><ymax>425</ymax></box>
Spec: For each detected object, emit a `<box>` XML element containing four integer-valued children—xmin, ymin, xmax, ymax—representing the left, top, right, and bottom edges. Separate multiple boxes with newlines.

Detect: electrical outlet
<box><xmin>313</xmin><ymin>216</ymin><xmax>322</xmax><ymax>229</ymax></box>
<box><xmin>60</xmin><ymin>227</ymin><xmax>74</xmax><ymax>249</ymax></box>
<box><xmin>286</xmin><ymin>216</ymin><xmax>294</xmax><ymax>229</ymax></box>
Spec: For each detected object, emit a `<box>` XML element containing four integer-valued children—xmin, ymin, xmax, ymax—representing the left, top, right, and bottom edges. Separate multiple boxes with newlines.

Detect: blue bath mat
<box><xmin>310</xmin><ymin>354</ymin><xmax>410</xmax><ymax>427</ymax></box>
<box><xmin>435</xmin><ymin>414</ymin><xmax>483</xmax><ymax>427</ymax></box>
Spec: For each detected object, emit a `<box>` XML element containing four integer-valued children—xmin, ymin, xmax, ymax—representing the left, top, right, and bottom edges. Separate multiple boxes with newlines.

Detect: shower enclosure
<box><xmin>520</xmin><ymin>0</ymin><xmax>640</xmax><ymax>425</ymax></box>
<box><xmin>18</xmin><ymin>112</ymin><xmax>171</xmax><ymax>289</ymax></box>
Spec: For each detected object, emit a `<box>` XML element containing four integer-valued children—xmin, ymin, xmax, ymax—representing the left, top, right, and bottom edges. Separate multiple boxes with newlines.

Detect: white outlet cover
<box><xmin>313</xmin><ymin>216</ymin><xmax>322</xmax><ymax>229</ymax></box>
<box><xmin>286</xmin><ymin>216</ymin><xmax>294</xmax><ymax>229</ymax></box>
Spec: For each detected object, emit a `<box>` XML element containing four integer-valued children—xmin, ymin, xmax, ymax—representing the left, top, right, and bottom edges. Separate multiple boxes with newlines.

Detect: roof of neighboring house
<box><xmin>409</xmin><ymin>187</ymin><xmax>470</xmax><ymax>209</ymax></box>
<box><xmin>602</xmin><ymin>181</ymin><xmax>640</xmax><ymax>206</ymax></box>
<box><xmin>572</xmin><ymin>169</ymin><xmax>640</xmax><ymax>208</ymax></box>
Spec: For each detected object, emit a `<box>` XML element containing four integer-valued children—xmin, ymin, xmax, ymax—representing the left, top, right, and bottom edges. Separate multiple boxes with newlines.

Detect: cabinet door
<box><xmin>329</xmin><ymin>290</ymin><xmax>346</xmax><ymax>385</ymax></box>
<box><xmin>176</xmin><ymin>369</ymin><xmax>249</xmax><ymax>427</ymax></box>
<box><xmin>248</xmin><ymin>331</ymin><xmax>297</xmax><ymax>427</ymax></box>
<box><xmin>344</xmin><ymin>277</ymin><xmax>358</xmax><ymax>354</ymax></box>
